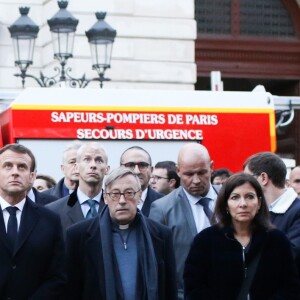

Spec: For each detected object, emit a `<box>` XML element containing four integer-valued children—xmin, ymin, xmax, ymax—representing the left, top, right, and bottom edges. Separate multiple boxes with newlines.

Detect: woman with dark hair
<box><xmin>184</xmin><ymin>173</ymin><xmax>300</xmax><ymax>300</ymax></box>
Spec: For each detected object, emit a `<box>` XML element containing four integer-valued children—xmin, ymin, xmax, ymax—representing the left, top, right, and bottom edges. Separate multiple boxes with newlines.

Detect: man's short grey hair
<box><xmin>104</xmin><ymin>167</ymin><xmax>141</xmax><ymax>191</ymax></box>
<box><xmin>62</xmin><ymin>140</ymin><xmax>83</xmax><ymax>163</ymax></box>
<box><xmin>76</xmin><ymin>142</ymin><xmax>108</xmax><ymax>163</ymax></box>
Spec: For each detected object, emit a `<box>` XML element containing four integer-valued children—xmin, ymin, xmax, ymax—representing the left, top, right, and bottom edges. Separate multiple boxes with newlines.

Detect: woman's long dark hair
<box><xmin>212</xmin><ymin>172</ymin><xmax>274</xmax><ymax>230</ymax></box>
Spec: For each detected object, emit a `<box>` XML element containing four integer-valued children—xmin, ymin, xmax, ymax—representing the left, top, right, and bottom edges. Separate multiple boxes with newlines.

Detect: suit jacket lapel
<box><xmin>67</xmin><ymin>200</ymin><xmax>84</xmax><ymax>224</ymax></box>
<box><xmin>14</xmin><ymin>198</ymin><xmax>39</xmax><ymax>256</ymax></box>
<box><xmin>142</xmin><ymin>190</ymin><xmax>151</xmax><ymax>216</ymax></box>
<box><xmin>180</xmin><ymin>188</ymin><xmax>198</xmax><ymax>236</ymax></box>
<box><xmin>0</xmin><ymin>205</ymin><xmax>12</xmax><ymax>253</ymax></box>
<box><xmin>67</xmin><ymin>191</ymin><xmax>105</xmax><ymax>224</ymax></box>
<box><xmin>98</xmin><ymin>192</ymin><xmax>106</xmax><ymax>214</ymax></box>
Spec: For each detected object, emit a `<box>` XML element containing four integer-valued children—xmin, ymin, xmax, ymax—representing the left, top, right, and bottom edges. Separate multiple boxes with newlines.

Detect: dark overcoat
<box><xmin>65</xmin><ymin>215</ymin><xmax>178</xmax><ymax>300</ymax></box>
<box><xmin>184</xmin><ymin>225</ymin><xmax>300</xmax><ymax>300</ymax></box>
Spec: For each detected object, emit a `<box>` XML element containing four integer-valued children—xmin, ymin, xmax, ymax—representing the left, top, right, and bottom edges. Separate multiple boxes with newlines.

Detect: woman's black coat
<box><xmin>184</xmin><ymin>225</ymin><xmax>300</xmax><ymax>300</ymax></box>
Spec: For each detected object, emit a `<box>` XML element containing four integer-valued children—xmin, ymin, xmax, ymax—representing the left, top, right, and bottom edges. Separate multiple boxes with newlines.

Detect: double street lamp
<box><xmin>8</xmin><ymin>1</ymin><xmax>117</xmax><ymax>88</ymax></box>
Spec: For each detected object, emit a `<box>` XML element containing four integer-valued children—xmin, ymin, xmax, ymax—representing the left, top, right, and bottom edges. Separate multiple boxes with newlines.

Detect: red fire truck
<box><xmin>0</xmin><ymin>88</ymin><xmax>275</xmax><ymax>180</ymax></box>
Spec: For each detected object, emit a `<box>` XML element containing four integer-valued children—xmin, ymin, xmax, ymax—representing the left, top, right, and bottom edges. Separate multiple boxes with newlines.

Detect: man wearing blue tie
<box><xmin>149</xmin><ymin>143</ymin><xmax>219</xmax><ymax>299</ymax></box>
<box><xmin>47</xmin><ymin>142</ymin><xmax>110</xmax><ymax>237</ymax></box>
<box><xmin>0</xmin><ymin>144</ymin><xmax>65</xmax><ymax>299</ymax></box>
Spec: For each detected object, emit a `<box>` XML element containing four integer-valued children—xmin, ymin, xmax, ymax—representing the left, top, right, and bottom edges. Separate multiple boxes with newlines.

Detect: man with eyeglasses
<box><xmin>65</xmin><ymin>167</ymin><xmax>178</xmax><ymax>300</ymax></box>
<box><xmin>120</xmin><ymin>146</ymin><xmax>164</xmax><ymax>216</ymax></box>
<box><xmin>47</xmin><ymin>142</ymin><xmax>110</xmax><ymax>237</ymax></box>
<box><xmin>244</xmin><ymin>152</ymin><xmax>300</xmax><ymax>274</ymax></box>
<box><xmin>150</xmin><ymin>161</ymin><xmax>180</xmax><ymax>195</ymax></box>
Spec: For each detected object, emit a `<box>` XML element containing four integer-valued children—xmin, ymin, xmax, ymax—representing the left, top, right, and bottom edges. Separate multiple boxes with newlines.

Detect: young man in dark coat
<box><xmin>244</xmin><ymin>152</ymin><xmax>300</xmax><ymax>272</ymax></box>
<box><xmin>0</xmin><ymin>144</ymin><xmax>65</xmax><ymax>299</ymax></box>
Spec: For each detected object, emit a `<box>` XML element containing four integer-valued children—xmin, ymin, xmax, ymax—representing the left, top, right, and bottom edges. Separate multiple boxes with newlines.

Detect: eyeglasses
<box><xmin>105</xmin><ymin>190</ymin><xmax>140</xmax><ymax>201</ymax></box>
<box><xmin>150</xmin><ymin>175</ymin><xmax>169</xmax><ymax>181</ymax></box>
<box><xmin>121</xmin><ymin>162</ymin><xmax>150</xmax><ymax>171</ymax></box>
<box><xmin>247</xmin><ymin>173</ymin><xmax>260</xmax><ymax>178</ymax></box>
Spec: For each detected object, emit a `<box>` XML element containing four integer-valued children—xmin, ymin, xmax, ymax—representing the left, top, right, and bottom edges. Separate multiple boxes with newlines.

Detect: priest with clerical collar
<box><xmin>65</xmin><ymin>167</ymin><xmax>178</xmax><ymax>300</ymax></box>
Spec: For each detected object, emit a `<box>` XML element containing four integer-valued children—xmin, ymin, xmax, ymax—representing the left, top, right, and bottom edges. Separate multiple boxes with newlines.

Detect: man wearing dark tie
<box><xmin>47</xmin><ymin>142</ymin><xmax>110</xmax><ymax>236</ymax></box>
<box><xmin>0</xmin><ymin>144</ymin><xmax>65</xmax><ymax>299</ymax></box>
<box><xmin>149</xmin><ymin>143</ymin><xmax>219</xmax><ymax>299</ymax></box>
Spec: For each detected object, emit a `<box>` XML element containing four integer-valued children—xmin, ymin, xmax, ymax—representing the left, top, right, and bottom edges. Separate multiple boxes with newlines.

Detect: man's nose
<box><xmin>133</xmin><ymin>164</ymin><xmax>140</xmax><ymax>173</ymax></box>
<box><xmin>11</xmin><ymin>165</ymin><xmax>20</xmax><ymax>174</ymax></box>
<box><xmin>192</xmin><ymin>174</ymin><xmax>200</xmax><ymax>183</ymax></box>
<box><xmin>118</xmin><ymin>194</ymin><xmax>126</xmax><ymax>204</ymax></box>
<box><xmin>89</xmin><ymin>160</ymin><xmax>97</xmax><ymax>168</ymax></box>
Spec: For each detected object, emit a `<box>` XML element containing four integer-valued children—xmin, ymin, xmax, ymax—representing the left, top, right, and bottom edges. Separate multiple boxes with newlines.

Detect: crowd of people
<box><xmin>0</xmin><ymin>140</ymin><xmax>300</xmax><ymax>299</ymax></box>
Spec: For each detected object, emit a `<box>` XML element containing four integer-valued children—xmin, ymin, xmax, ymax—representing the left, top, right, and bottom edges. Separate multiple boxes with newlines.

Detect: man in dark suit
<box><xmin>149</xmin><ymin>143</ymin><xmax>218</xmax><ymax>299</ymax></box>
<box><xmin>46</xmin><ymin>142</ymin><xmax>110</xmax><ymax>235</ymax></box>
<box><xmin>43</xmin><ymin>140</ymin><xmax>82</xmax><ymax>198</ymax></box>
<box><xmin>120</xmin><ymin>146</ymin><xmax>163</xmax><ymax>216</ymax></box>
<box><xmin>27</xmin><ymin>171</ymin><xmax>58</xmax><ymax>205</ymax></box>
<box><xmin>0</xmin><ymin>144</ymin><xmax>65</xmax><ymax>299</ymax></box>
<box><xmin>244</xmin><ymin>152</ymin><xmax>300</xmax><ymax>273</ymax></box>
<box><xmin>28</xmin><ymin>186</ymin><xmax>58</xmax><ymax>205</ymax></box>
<box><xmin>66</xmin><ymin>167</ymin><xmax>177</xmax><ymax>300</ymax></box>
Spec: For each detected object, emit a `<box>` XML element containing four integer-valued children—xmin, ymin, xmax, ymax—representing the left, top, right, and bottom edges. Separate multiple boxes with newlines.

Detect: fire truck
<box><xmin>0</xmin><ymin>87</ymin><xmax>278</xmax><ymax>180</ymax></box>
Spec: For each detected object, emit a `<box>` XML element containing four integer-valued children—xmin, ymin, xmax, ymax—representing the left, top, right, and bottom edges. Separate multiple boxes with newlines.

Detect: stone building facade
<box><xmin>0</xmin><ymin>0</ymin><xmax>196</xmax><ymax>91</ymax></box>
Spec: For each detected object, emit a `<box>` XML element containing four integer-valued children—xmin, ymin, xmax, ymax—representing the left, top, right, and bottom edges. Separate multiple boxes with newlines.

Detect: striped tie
<box><xmin>86</xmin><ymin>199</ymin><xmax>98</xmax><ymax>219</ymax></box>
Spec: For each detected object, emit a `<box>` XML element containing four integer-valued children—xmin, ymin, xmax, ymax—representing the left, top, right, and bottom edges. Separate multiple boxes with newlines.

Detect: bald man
<box><xmin>149</xmin><ymin>143</ymin><xmax>219</xmax><ymax>299</ymax></box>
<box><xmin>289</xmin><ymin>166</ymin><xmax>300</xmax><ymax>196</ymax></box>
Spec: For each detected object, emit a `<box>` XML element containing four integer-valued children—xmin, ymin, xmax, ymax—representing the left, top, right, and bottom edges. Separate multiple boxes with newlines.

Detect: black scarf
<box><xmin>99</xmin><ymin>206</ymin><xmax>158</xmax><ymax>300</ymax></box>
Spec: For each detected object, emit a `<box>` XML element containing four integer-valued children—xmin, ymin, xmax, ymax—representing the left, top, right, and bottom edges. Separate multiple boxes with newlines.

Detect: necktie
<box><xmin>86</xmin><ymin>199</ymin><xmax>98</xmax><ymax>219</ymax></box>
<box><xmin>198</xmin><ymin>197</ymin><xmax>213</xmax><ymax>222</ymax></box>
<box><xmin>6</xmin><ymin>206</ymin><xmax>18</xmax><ymax>249</ymax></box>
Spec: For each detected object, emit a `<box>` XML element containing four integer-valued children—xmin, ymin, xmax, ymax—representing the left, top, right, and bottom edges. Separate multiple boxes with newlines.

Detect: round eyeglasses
<box><xmin>105</xmin><ymin>190</ymin><xmax>140</xmax><ymax>201</ymax></box>
<box><xmin>121</xmin><ymin>162</ymin><xmax>150</xmax><ymax>171</ymax></box>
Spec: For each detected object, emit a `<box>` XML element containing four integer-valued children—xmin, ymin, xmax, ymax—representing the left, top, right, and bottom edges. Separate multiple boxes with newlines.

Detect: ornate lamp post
<box><xmin>8</xmin><ymin>1</ymin><xmax>117</xmax><ymax>88</ymax></box>
<box><xmin>8</xmin><ymin>7</ymin><xmax>39</xmax><ymax>88</ymax></box>
<box><xmin>85</xmin><ymin>12</ymin><xmax>117</xmax><ymax>88</ymax></box>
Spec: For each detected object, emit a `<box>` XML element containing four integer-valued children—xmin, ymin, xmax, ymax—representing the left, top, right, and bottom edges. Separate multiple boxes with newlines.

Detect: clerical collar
<box><xmin>119</xmin><ymin>224</ymin><xmax>129</xmax><ymax>230</ymax></box>
<box><xmin>111</xmin><ymin>215</ymin><xmax>139</xmax><ymax>231</ymax></box>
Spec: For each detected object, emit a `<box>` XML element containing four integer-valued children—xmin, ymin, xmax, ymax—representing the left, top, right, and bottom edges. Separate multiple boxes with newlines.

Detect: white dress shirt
<box><xmin>184</xmin><ymin>184</ymin><xmax>217</xmax><ymax>233</ymax></box>
<box><xmin>77</xmin><ymin>188</ymin><xmax>102</xmax><ymax>218</ymax></box>
<box><xmin>0</xmin><ymin>196</ymin><xmax>26</xmax><ymax>232</ymax></box>
<box><xmin>269</xmin><ymin>187</ymin><xmax>297</xmax><ymax>213</ymax></box>
<box><xmin>138</xmin><ymin>188</ymin><xmax>148</xmax><ymax>211</ymax></box>
<box><xmin>27</xmin><ymin>188</ymin><xmax>35</xmax><ymax>202</ymax></box>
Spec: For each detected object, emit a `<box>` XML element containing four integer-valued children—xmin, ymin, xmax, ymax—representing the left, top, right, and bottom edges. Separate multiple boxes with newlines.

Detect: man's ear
<box><xmin>105</xmin><ymin>165</ymin><xmax>110</xmax><ymax>175</ymax></box>
<box><xmin>176</xmin><ymin>165</ymin><xmax>180</xmax><ymax>177</ymax></box>
<box><xmin>260</xmin><ymin>172</ymin><xmax>269</xmax><ymax>186</ymax></box>
<box><xmin>210</xmin><ymin>160</ymin><xmax>214</xmax><ymax>172</ymax></box>
<box><xmin>103</xmin><ymin>193</ymin><xmax>108</xmax><ymax>205</ymax></box>
<box><xmin>169</xmin><ymin>178</ymin><xmax>176</xmax><ymax>188</ymax></box>
<box><xmin>29</xmin><ymin>170</ymin><xmax>37</xmax><ymax>185</ymax></box>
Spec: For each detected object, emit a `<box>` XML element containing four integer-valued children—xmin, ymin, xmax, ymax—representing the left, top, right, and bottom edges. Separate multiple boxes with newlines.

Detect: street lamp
<box><xmin>8</xmin><ymin>1</ymin><xmax>117</xmax><ymax>88</ymax></box>
<box><xmin>86</xmin><ymin>12</ymin><xmax>117</xmax><ymax>88</ymax></box>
